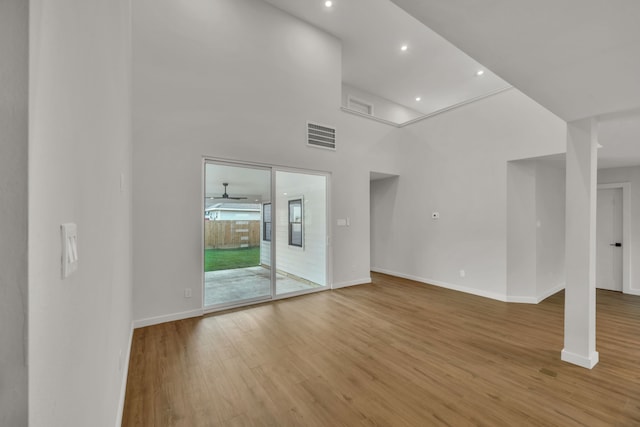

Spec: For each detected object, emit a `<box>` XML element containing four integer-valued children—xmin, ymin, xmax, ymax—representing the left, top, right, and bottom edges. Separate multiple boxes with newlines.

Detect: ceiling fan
<box><xmin>207</xmin><ymin>183</ymin><xmax>247</xmax><ymax>200</ymax></box>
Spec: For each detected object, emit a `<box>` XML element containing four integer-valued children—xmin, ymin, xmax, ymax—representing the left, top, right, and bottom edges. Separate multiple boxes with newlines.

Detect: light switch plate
<box><xmin>61</xmin><ymin>223</ymin><xmax>78</xmax><ymax>278</ymax></box>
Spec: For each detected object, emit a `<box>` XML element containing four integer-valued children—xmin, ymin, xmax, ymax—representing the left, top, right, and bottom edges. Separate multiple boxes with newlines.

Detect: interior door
<box><xmin>596</xmin><ymin>188</ymin><xmax>623</xmax><ymax>291</ymax></box>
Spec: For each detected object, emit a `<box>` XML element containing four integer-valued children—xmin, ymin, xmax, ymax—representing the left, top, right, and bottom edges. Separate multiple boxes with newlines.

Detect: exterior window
<box><xmin>288</xmin><ymin>199</ymin><xmax>303</xmax><ymax>247</ymax></box>
<box><xmin>263</xmin><ymin>203</ymin><xmax>271</xmax><ymax>242</ymax></box>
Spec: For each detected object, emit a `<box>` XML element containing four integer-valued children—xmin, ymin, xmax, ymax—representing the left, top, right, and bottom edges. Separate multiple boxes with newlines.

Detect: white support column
<box><xmin>562</xmin><ymin>118</ymin><xmax>599</xmax><ymax>369</ymax></box>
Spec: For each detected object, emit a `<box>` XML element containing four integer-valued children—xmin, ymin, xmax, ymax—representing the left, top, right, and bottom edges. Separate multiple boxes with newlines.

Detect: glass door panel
<box><xmin>204</xmin><ymin>162</ymin><xmax>272</xmax><ymax>308</ymax></box>
<box><xmin>274</xmin><ymin>170</ymin><xmax>328</xmax><ymax>295</ymax></box>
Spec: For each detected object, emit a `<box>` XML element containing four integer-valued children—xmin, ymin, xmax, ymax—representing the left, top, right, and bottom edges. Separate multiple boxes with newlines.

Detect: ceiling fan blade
<box><xmin>228</xmin><ymin>196</ymin><xmax>248</xmax><ymax>200</ymax></box>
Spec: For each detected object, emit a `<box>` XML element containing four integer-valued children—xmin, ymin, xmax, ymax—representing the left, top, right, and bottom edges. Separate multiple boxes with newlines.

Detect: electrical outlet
<box><xmin>184</xmin><ymin>288</ymin><xmax>192</xmax><ymax>298</ymax></box>
<box><xmin>459</xmin><ymin>269</ymin><xmax>466</xmax><ymax>278</ymax></box>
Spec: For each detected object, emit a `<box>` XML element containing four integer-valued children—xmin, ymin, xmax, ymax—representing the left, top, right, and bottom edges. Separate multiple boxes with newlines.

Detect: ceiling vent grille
<box><xmin>307</xmin><ymin>122</ymin><xmax>336</xmax><ymax>150</ymax></box>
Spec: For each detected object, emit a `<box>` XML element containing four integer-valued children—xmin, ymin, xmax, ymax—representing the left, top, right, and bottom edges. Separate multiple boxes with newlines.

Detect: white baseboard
<box><xmin>133</xmin><ymin>308</ymin><xmax>203</xmax><ymax>329</ymax></box>
<box><xmin>561</xmin><ymin>349</ymin><xmax>599</xmax><ymax>369</ymax></box>
<box><xmin>506</xmin><ymin>295</ymin><xmax>538</xmax><ymax>304</ymax></box>
<box><xmin>332</xmin><ymin>277</ymin><xmax>372</xmax><ymax>289</ymax></box>
<box><xmin>115</xmin><ymin>322</ymin><xmax>134</xmax><ymax>427</ymax></box>
<box><xmin>537</xmin><ymin>283</ymin><xmax>565</xmax><ymax>302</ymax></box>
<box><xmin>371</xmin><ymin>267</ymin><xmax>508</xmax><ymax>302</ymax></box>
<box><xmin>506</xmin><ymin>283</ymin><xmax>565</xmax><ymax>304</ymax></box>
<box><xmin>625</xmin><ymin>288</ymin><xmax>640</xmax><ymax>296</ymax></box>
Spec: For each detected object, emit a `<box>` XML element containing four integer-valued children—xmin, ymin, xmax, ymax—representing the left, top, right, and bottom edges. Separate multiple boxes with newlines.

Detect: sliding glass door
<box><xmin>204</xmin><ymin>160</ymin><xmax>329</xmax><ymax>311</ymax></box>
<box><xmin>204</xmin><ymin>162</ymin><xmax>271</xmax><ymax>308</ymax></box>
<box><xmin>274</xmin><ymin>170</ymin><xmax>328</xmax><ymax>295</ymax></box>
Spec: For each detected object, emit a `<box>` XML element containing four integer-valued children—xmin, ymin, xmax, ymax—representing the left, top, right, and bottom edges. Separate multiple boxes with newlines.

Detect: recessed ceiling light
<box><xmin>401</xmin><ymin>45</ymin><xmax>408</xmax><ymax>51</ymax></box>
<box><xmin>476</xmin><ymin>70</ymin><xmax>485</xmax><ymax>76</ymax></box>
<box><xmin>324</xmin><ymin>0</ymin><xmax>333</xmax><ymax>7</ymax></box>
<box><xmin>415</xmin><ymin>97</ymin><xmax>421</xmax><ymax>102</ymax></box>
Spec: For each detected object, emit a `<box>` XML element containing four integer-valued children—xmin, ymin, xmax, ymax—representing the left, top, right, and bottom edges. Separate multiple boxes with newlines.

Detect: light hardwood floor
<box><xmin>122</xmin><ymin>273</ymin><xmax>640</xmax><ymax>426</ymax></box>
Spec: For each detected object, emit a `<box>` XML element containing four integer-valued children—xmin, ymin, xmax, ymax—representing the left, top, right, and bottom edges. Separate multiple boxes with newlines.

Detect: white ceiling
<box><xmin>390</xmin><ymin>0</ymin><xmax>640</xmax><ymax>168</ymax></box>
<box><xmin>258</xmin><ymin>0</ymin><xmax>640</xmax><ymax>169</ymax></box>
<box><xmin>598</xmin><ymin>108</ymin><xmax>640</xmax><ymax>169</ymax></box>
<box><xmin>262</xmin><ymin>0</ymin><xmax>510</xmax><ymax>117</ymax></box>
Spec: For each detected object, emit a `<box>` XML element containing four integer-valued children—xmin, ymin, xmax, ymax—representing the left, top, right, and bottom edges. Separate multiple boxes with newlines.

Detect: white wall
<box><xmin>29</xmin><ymin>1</ymin><xmax>133</xmax><ymax>426</ymax></box>
<box><xmin>342</xmin><ymin>83</ymin><xmax>424</xmax><ymax>124</ymax></box>
<box><xmin>275</xmin><ymin>172</ymin><xmax>327</xmax><ymax>286</ymax></box>
<box><xmin>0</xmin><ymin>0</ymin><xmax>28</xmax><ymax>425</ymax></box>
<box><xmin>132</xmin><ymin>0</ymin><xmax>398</xmax><ymax>323</ymax></box>
<box><xmin>598</xmin><ymin>165</ymin><xmax>640</xmax><ymax>293</ymax></box>
<box><xmin>535</xmin><ymin>160</ymin><xmax>566</xmax><ymax>297</ymax></box>
<box><xmin>506</xmin><ymin>157</ymin><xmax>566</xmax><ymax>302</ymax></box>
<box><xmin>371</xmin><ymin>89</ymin><xmax>566</xmax><ymax>300</ymax></box>
<box><xmin>506</xmin><ymin>159</ymin><xmax>537</xmax><ymax>300</ymax></box>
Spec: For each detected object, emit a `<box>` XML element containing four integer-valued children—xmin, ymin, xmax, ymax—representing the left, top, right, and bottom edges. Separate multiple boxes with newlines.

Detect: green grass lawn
<box><xmin>204</xmin><ymin>247</ymin><xmax>260</xmax><ymax>272</ymax></box>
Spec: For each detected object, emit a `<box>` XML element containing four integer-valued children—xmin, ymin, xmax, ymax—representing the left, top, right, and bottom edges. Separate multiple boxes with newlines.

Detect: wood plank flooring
<box><xmin>122</xmin><ymin>273</ymin><xmax>640</xmax><ymax>426</ymax></box>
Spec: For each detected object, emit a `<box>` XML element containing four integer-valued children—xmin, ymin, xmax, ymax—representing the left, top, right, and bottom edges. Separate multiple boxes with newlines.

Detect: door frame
<box><xmin>597</xmin><ymin>182</ymin><xmax>632</xmax><ymax>294</ymax></box>
<box><xmin>201</xmin><ymin>157</ymin><xmax>332</xmax><ymax>314</ymax></box>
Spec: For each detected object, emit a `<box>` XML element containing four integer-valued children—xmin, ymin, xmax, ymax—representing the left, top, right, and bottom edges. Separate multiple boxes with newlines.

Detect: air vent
<box><xmin>307</xmin><ymin>122</ymin><xmax>336</xmax><ymax>150</ymax></box>
<box><xmin>347</xmin><ymin>96</ymin><xmax>374</xmax><ymax>115</ymax></box>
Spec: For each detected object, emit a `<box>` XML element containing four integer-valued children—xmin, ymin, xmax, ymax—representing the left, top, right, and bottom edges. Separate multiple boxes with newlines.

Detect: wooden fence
<box><xmin>204</xmin><ymin>220</ymin><xmax>261</xmax><ymax>249</ymax></box>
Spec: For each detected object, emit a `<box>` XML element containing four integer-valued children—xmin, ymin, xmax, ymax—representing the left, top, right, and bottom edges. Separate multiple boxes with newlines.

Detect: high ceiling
<box><xmin>391</xmin><ymin>0</ymin><xmax>640</xmax><ymax>168</ymax></box>
<box><xmin>261</xmin><ymin>0</ymin><xmax>640</xmax><ymax>169</ymax></box>
<box><xmin>391</xmin><ymin>0</ymin><xmax>640</xmax><ymax>122</ymax></box>
<box><xmin>262</xmin><ymin>0</ymin><xmax>510</xmax><ymax>117</ymax></box>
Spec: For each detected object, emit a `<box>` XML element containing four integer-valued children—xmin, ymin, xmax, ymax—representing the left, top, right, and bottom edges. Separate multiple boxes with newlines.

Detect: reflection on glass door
<box><xmin>204</xmin><ymin>162</ymin><xmax>271</xmax><ymax>308</ymax></box>
<box><xmin>274</xmin><ymin>170</ymin><xmax>328</xmax><ymax>295</ymax></box>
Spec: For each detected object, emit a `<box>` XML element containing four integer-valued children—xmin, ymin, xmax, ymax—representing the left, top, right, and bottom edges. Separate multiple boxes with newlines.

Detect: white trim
<box><xmin>561</xmin><ymin>349</ymin><xmax>599</xmax><ymax>369</ymax></box>
<box><xmin>505</xmin><ymin>283</ymin><xmax>565</xmax><ymax>304</ymax></box>
<box><xmin>340</xmin><ymin>107</ymin><xmax>400</xmax><ymax>127</ymax></box>
<box><xmin>134</xmin><ymin>308</ymin><xmax>203</xmax><ymax>329</ymax></box>
<box><xmin>399</xmin><ymin>86</ymin><xmax>513</xmax><ymax>127</ymax></box>
<box><xmin>115</xmin><ymin>322</ymin><xmax>134</xmax><ymax>427</ymax></box>
<box><xmin>332</xmin><ymin>277</ymin><xmax>371</xmax><ymax>289</ymax></box>
<box><xmin>340</xmin><ymin>86</ymin><xmax>513</xmax><ymax>128</ymax></box>
<box><xmin>536</xmin><ymin>283</ymin><xmax>565</xmax><ymax>302</ymax></box>
<box><xmin>597</xmin><ymin>182</ymin><xmax>632</xmax><ymax>294</ymax></box>
<box><xmin>347</xmin><ymin>95</ymin><xmax>374</xmax><ymax>116</ymax></box>
<box><xmin>371</xmin><ymin>267</ymin><xmax>508</xmax><ymax>302</ymax></box>
<box><xmin>505</xmin><ymin>295</ymin><xmax>538</xmax><ymax>304</ymax></box>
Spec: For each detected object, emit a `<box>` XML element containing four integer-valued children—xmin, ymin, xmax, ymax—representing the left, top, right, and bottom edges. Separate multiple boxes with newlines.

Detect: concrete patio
<box><xmin>204</xmin><ymin>266</ymin><xmax>322</xmax><ymax>307</ymax></box>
